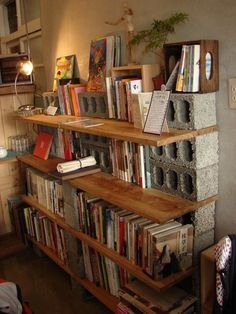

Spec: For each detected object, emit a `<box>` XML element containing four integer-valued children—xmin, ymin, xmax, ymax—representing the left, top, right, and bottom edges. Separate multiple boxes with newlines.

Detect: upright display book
<box><xmin>87</xmin><ymin>38</ymin><xmax>107</xmax><ymax>92</ymax></box>
<box><xmin>53</xmin><ymin>55</ymin><xmax>75</xmax><ymax>91</ymax></box>
<box><xmin>33</xmin><ymin>132</ymin><xmax>53</xmax><ymax>160</ymax></box>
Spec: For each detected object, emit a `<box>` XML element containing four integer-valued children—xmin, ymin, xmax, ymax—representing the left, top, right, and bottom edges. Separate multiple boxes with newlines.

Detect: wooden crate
<box><xmin>164</xmin><ymin>40</ymin><xmax>219</xmax><ymax>93</ymax></box>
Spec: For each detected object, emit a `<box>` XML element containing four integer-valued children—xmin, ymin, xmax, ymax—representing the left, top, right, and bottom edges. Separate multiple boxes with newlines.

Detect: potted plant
<box><xmin>130</xmin><ymin>12</ymin><xmax>188</xmax><ymax>89</ymax></box>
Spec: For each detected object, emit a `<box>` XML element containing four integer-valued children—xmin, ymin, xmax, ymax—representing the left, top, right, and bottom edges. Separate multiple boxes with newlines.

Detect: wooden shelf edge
<box><xmin>17</xmin><ymin>154</ymin><xmax>64</xmax><ymax>173</ymax></box>
<box><xmin>22</xmin><ymin>195</ymin><xmax>194</xmax><ymax>292</ymax></box>
<box><xmin>0</xmin><ymin>84</ymin><xmax>35</xmax><ymax>95</ymax></box>
<box><xmin>69</xmin><ymin>172</ymin><xmax>218</xmax><ymax>224</ymax></box>
<box><xmin>28</xmin><ymin>236</ymin><xmax>118</xmax><ymax>312</ymax></box>
<box><xmin>16</xmin><ymin>114</ymin><xmax>218</xmax><ymax>146</ymax></box>
<box><xmin>0</xmin><ymin>157</ymin><xmax>18</xmax><ymax>164</ymax></box>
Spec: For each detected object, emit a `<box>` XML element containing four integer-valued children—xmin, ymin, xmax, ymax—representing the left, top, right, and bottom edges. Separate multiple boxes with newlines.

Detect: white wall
<box><xmin>40</xmin><ymin>0</ymin><xmax>236</xmax><ymax>240</ymax></box>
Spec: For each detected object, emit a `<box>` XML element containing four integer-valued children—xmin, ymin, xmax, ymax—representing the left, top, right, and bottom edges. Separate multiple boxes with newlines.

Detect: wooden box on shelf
<box><xmin>112</xmin><ymin>64</ymin><xmax>161</xmax><ymax>92</ymax></box>
<box><xmin>163</xmin><ymin>40</ymin><xmax>219</xmax><ymax>93</ymax></box>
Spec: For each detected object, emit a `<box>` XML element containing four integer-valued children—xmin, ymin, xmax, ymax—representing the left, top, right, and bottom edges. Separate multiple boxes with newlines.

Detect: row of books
<box><xmin>56</xmin><ymin>79</ymin><xmax>86</xmax><ymax>116</ymax></box>
<box><xmin>24</xmin><ymin>207</ymin><xmax>67</xmax><ymax>263</ymax></box>
<box><xmin>106</xmin><ymin>76</ymin><xmax>142</xmax><ymax>121</ymax></box>
<box><xmin>72</xmin><ymin>191</ymin><xmax>193</xmax><ymax>280</ymax></box>
<box><xmin>40</xmin><ymin>126</ymin><xmax>151</xmax><ymax>188</ymax></box>
<box><xmin>109</xmin><ymin>139</ymin><xmax>149</xmax><ymax>188</ymax></box>
<box><xmin>175</xmin><ymin>44</ymin><xmax>200</xmax><ymax>92</ymax></box>
<box><xmin>82</xmin><ymin>242</ymin><xmax>129</xmax><ymax>297</ymax></box>
<box><xmin>117</xmin><ymin>279</ymin><xmax>197</xmax><ymax>314</ymax></box>
<box><xmin>26</xmin><ymin>167</ymin><xmax>64</xmax><ymax>217</ymax></box>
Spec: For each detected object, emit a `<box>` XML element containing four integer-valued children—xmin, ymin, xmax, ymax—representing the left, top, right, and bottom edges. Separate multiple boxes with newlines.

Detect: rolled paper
<box><xmin>57</xmin><ymin>156</ymin><xmax>96</xmax><ymax>173</ymax></box>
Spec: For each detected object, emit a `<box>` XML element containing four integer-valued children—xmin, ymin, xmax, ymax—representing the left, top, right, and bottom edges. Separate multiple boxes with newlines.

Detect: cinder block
<box><xmin>191</xmin><ymin>203</ymin><xmax>215</xmax><ymax>236</ymax></box>
<box><xmin>42</xmin><ymin>91</ymin><xmax>59</xmax><ymax>109</ymax></box>
<box><xmin>167</xmin><ymin>93</ymin><xmax>216</xmax><ymax>130</ymax></box>
<box><xmin>62</xmin><ymin>182</ymin><xmax>76</xmax><ymax>207</ymax></box>
<box><xmin>64</xmin><ymin>232</ymin><xmax>85</xmax><ymax>278</ymax></box>
<box><xmin>64</xmin><ymin>202</ymin><xmax>80</xmax><ymax>230</ymax></box>
<box><xmin>79</xmin><ymin>133</ymin><xmax>112</xmax><ymax>173</ymax></box>
<box><xmin>150</xmin><ymin>160</ymin><xmax>218</xmax><ymax>201</ymax></box>
<box><xmin>193</xmin><ymin>229</ymin><xmax>214</xmax><ymax>265</ymax></box>
<box><xmin>79</xmin><ymin>92</ymin><xmax>109</xmax><ymax>118</ymax></box>
<box><xmin>150</xmin><ymin>132</ymin><xmax>219</xmax><ymax>169</ymax></box>
<box><xmin>81</xmin><ymin>144</ymin><xmax>112</xmax><ymax>173</ymax></box>
<box><xmin>80</xmin><ymin>133</ymin><xmax>110</xmax><ymax>148</ymax></box>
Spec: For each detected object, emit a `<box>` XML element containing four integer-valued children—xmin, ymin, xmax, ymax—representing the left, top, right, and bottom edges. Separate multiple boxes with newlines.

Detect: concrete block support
<box><xmin>64</xmin><ymin>232</ymin><xmax>85</xmax><ymax>278</ymax></box>
<box><xmin>191</xmin><ymin>203</ymin><xmax>215</xmax><ymax>236</ymax></box>
<box><xmin>150</xmin><ymin>132</ymin><xmax>219</xmax><ymax>169</ymax></box>
<box><xmin>79</xmin><ymin>92</ymin><xmax>109</xmax><ymax>118</ymax></box>
<box><xmin>64</xmin><ymin>202</ymin><xmax>80</xmax><ymax>230</ymax></box>
<box><xmin>63</xmin><ymin>182</ymin><xmax>76</xmax><ymax>208</ymax></box>
<box><xmin>79</xmin><ymin>133</ymin><xmax>112</xmax><ymax>173</ymax></box>
<box><xmin>167</xmin><ymin>93</ymin><xmax>216</xmax><ymax>130</ymax></box>
<box><xmin>150</xmin><ymin>160</ymin><xmax>218</xmax><ymax>201</ymax></box>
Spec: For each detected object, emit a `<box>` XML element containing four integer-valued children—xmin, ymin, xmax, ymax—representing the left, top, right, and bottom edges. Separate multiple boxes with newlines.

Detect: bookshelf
<box><xmin>16</xmin><ymin>54</ymin><xmax>219</xmax><ymax>311</ymax></box>
<box><xmin>17</xmin><ymin>110</ymin><xmax>218</xmax><ymax>311</ymax></box>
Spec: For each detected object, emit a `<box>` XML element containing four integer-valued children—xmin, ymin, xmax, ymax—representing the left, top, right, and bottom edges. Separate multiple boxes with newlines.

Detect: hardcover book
<box><xmin>33</xmin><ymin>132</ymin><xmax>53</xmax><ymax>160</ymax></box>
<box><xmin>53</xmin><ymin>55</ymin><xmax>75</xmax><ymax>91</ymax></box>
<box><xmin>87</xmin><ymin>38</ymin><xmax>107</xmax><ymax>92</ymax></box>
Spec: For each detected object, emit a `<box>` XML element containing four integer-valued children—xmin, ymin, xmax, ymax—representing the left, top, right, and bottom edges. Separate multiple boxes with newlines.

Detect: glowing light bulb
<box><xmin>17</xmin><ymin>60</ymin><xmax>33</xmax><ymax>76</ymax></box>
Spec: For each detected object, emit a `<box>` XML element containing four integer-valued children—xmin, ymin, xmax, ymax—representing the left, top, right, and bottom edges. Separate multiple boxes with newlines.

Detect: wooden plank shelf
<box><xmin>16</xmin><ymin>114</ymin><xmax>218</xmax><ymax>146</ymax></box>
<box><xmin>18</xmin><ymin>156</ymin><xmax>218</xmax><ymax>223</ymax></box>
<box><xmin>28</xmin><ymin>235</ymin><xmax>118</xmax><ymax>312</ymax></box>
<box><xmin>70</xmin><ymin>172</ymin><xmax>218</xmax><ymax>224</ymax></box>
<box><xmin>22</xmin><ymin>194</ymin><xmax>194</xmax><ymax>292</ymax></box>
<box><xmin>0</xmin><ymin>84</ymin><xmax>35</xmax><ymax>95</ymax></box>
<box><xmin>17</xmin><ymin>154</ymin><xmax>64</xmax><ymax>173</ymax></box>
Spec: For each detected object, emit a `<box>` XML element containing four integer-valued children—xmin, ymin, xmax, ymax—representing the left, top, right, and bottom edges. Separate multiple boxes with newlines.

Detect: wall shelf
<box><xmin>16</xmin><ymin>114</ymin><xmax>218</xmax><ymax>146</ymax></box>
<box><xmin>0</xmin><ymin>84</ymin><xmax>35</xmax><ymax>95</ymax></box>
<box><xmin>22</xmin><ymin>194</ymin><xmax>194</xmax><ymax>292</ymax></box>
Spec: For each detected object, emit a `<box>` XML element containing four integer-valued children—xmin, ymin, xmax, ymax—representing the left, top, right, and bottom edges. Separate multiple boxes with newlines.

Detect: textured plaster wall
<box><xmin>40</xmin><ymin>0</ymin><xmax>236</xmax><ymax>240</ymax></box>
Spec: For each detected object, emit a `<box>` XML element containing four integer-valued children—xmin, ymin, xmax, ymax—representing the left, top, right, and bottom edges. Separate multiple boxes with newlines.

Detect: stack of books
<box><xmin>117</xmin><ymin>279</ymin><xmax>197</xmax><ymax>313</ymax></box>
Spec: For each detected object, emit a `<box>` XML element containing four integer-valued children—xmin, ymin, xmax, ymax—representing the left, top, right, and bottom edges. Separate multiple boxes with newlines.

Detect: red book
<box><xmin>33</xmin><ymin>132</ymin><xmax>53</xmax><ymax>160</ymax></box>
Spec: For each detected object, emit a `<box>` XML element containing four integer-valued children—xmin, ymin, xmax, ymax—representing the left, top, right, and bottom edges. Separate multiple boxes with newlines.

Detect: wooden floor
<box><xmin>0</xmin><ymin>233</ymin><xmax>26</xmax><ymax>259</ymax></box>
<box><xmin>0</xmin><ymin>236</ymin><xmax>112</xmax><ymax>314</ymax></box>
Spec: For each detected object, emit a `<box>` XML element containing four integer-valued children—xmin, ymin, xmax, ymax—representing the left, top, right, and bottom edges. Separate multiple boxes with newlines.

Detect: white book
<box><xmin>105</xmin><ymin>76</ymin><xmax>114</xmax><ymax>118</ymax></box>
<box><xmin>191</xmin><ymin>44</ymin><xmax>200</xmax><ymax>92</ymax></box>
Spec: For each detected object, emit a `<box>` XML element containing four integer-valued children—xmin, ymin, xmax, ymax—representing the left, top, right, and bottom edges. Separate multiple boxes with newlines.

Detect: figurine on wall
<box><xmin>105</xmin><ymin>2</ymin><xmax>136</xmax><ymax>65</ymax></box>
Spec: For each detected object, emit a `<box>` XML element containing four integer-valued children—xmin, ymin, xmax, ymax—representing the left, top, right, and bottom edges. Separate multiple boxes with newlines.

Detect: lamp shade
<box><xmin>16</xmin><ymin>60</ymin><xmax>33</xmax><ymax>76</ymax></box>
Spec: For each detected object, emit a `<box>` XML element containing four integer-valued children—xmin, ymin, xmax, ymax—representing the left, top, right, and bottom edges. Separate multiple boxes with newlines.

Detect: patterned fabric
<box><xmin>215</xmin><ymin>236</ymin><xmax>232</xmax><ymax>306</ymax></box>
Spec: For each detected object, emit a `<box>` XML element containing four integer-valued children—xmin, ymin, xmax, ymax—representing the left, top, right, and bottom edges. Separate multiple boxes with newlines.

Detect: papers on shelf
<box><xmin>60</xmin><ymin>118</ymin><xmax>104</xmax><ymax>128</ymax></box>
<box><xmin>57</xmin><ymin>156</ymin><xmax>96</xmax><ymax>173</ymax></box>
